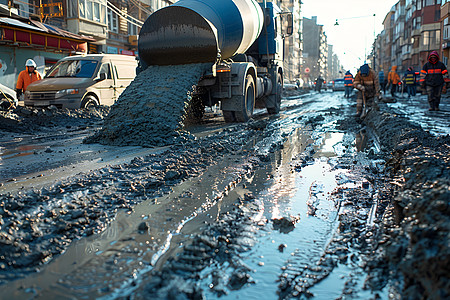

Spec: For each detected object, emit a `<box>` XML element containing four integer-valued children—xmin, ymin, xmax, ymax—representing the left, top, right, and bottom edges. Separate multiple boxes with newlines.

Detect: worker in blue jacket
<box><xmin>344</xmin><ymin>70</ymin><xmax>353</xmax><ymax>98</ymax></box>
<box><xmin>402</xmin><ymin>67</ymin><xmax>417</xmax><ymax>99</ymax></box>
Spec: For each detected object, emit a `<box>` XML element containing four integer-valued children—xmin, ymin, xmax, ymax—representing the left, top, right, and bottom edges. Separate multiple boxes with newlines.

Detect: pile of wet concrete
<box><xmin>362</xmin><ymin>109</ymin><xmax>450</xmax><ymax>298</ymax></box>
<box><xmin>86</xmin><ymin>63</ymin><xmax>212</xmax><ymax>147</ymax></box>
<box><xmin>0</xmin><ymin>105</ymin><xmax>109</xmax><ymax>134</ymax></box>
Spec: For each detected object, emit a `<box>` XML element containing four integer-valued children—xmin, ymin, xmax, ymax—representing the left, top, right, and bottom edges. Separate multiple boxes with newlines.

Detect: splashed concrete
<box><xmin>86</xmin><ymin>63</ymin><xmax>212</xmax><ymax>147</ymax></box>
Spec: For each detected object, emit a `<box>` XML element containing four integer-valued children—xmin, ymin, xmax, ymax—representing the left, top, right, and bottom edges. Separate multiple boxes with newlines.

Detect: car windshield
<box><xmin>45</xmin><ymin>60</ymin><xmax>98</xmax><ymax>78</ymax></box>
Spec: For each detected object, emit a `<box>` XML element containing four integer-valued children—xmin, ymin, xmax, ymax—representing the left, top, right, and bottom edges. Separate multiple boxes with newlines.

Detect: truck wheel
<box><xmin>81</xmin><ymin>95</ymin><xmax>99</xmax><ymax>109</ymax></box>
<box><xmin>267</xmin><ymin>73</ymin><xmax>282</xmax><ymax>114</ymax></box>
<box><xmin>233</xmin><ymin>74</ymin><xmax>255</xmax><ymax>122</ymax></box>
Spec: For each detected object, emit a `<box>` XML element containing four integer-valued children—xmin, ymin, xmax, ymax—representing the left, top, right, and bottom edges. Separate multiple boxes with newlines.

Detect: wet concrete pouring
<box><xmin>0</xmin><ymin>89</ymin><xmax>449</xmax><ymax>299</ymax></box>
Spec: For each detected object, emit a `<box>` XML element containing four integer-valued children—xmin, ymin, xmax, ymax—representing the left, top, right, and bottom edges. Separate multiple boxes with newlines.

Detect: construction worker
<box><xmin>402</xmin><ymin>67</ymin><xmax>417</xmax><ymax>99</ymax></box>
<box><xmin>353</xmin><ymin>63</ymin><xmax>380</xmax><ymax>118</ymax></box>
<box><xmin>16</xmin><ymin>59</ymin><xmax>42</xmax><ymax>100</ymax></box>
<box><xmin>315</xmin><ymin>75</ymin><xmax>324</xmax><ymax>93</ymax></box>
<box><xmin>344</xmin><ymin>70</ymin><xmax>353</xmax><ymax>98</ymax></box>
<box><xmin>378</xmin><ymin>68</ymin><xmax>386</xmax><ymax>95</ymax></box>
<box><xmin>420</xmin><ymin>51</ymin><xmax>448</xmax><ymax>111</ymax></box>
<box><xmin>387</xmin><ymin>66</ymin><xmax>400</xmax><ymax>98</ymax></box>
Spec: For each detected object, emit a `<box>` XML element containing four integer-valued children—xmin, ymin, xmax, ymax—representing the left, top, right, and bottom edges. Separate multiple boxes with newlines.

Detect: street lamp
<box><xmin>334</xmin><ymin>14</ymin><xmax>377</xmax><ymax>68</ymax></box>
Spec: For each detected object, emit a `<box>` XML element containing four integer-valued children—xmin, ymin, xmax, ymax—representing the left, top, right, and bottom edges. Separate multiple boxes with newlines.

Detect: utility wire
<box><xmin>129</xmin><ymin>0</ymin><xmax>152</xmax><ymax>16</ymax></box>
<box><xmin>107</xmin><ymin>3</ymin><xmax>143</xmax><ymax>29</ymax></box>
<box><xmin>107</xmin><ymin>0</ymin><xmax>143</xmax><ymax>26</ymax></box>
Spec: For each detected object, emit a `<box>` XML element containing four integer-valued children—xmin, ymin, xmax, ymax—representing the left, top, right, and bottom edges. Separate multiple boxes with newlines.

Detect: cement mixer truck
<box><xmin>137</xmin><ymin>0</ymin><xmax>293</xmax><ymax>122</ymax></box>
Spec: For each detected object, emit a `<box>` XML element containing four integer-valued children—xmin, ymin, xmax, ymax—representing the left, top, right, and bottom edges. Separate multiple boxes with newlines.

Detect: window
<box><xmin>98</xmin><ymin>63</ymin><xmax>112</xmax><ymax>79</ymax></box>
<box><xmin>435</xmin><ymin>9</ymin><xmax>440</xmax><ymax>22</ymax></box>
<box><xmin>46</xmin><ymin>60</ymin><xmax>99</xmax><ymax>79</ymax></box>
<box><xmin>128</xmin><ymin>17</ymin><xmax>138</xmax><ymax>36</ymax></box>
<box><xmin>413</xmin><ymin>16</ymin><xmax>422</xmax><ymax>30</ymax></box>
<box><xmin>425</xmin><ymin>0</ymin><xmax>434</xmax><ymax>6</ymax></box>
<box><xmin>422</xmin><ymin>30</ymin><xmax>440</xmax><ymax>46</ymax></box>
<box><xmin>444</xmin><ymin>18</ymin><xmax>450</xmax><ymax>39</ymax></box>
<box><xmin>108</xmin><ymin>8</ymin><xmax>118</xmax><ymax>33</ymax></box>
<box><xmin>94</xmin><ymin>2</ymin><xmax>100</xmax><ymax>23</ymax></box>
<box><xmin>79</xmin><ymin>0</ymin><xmax>107</xmax><ymax>24</ymax></box>
<box><xmin>423</xmin><ymin>31</ymin><xmax>429</xmax><ymax>45</ymax></box>
<box><xmin>79</xmin><ymin>0</ymin><xmax>86</xmax><ymax>18</ymax></box>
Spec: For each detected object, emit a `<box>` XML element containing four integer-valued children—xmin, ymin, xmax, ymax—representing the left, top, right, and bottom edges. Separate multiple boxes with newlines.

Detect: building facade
<box><xmin>279</xmin><ymin>0</ymin><xmax>302</xmax><ymax>83</ymax></box>
<box><xmin>374</xmin><ymin>0</ymin><xmax>443</xmax><ymax>75</ymax></box>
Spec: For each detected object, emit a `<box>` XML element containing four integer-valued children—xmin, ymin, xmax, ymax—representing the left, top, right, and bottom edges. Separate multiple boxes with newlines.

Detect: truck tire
<box><xmin>267</xmin><ymin>72</ymin><xmax>282</xmax><ymax>114</ymax></box>
<box><xmin>233</xmin><ymin>74</ymin><xmax>255</xmax><ymax>122</ymax></box>
<box><xmin>81</xmin><ymin>95</ymin><xmax>99</xmax><ymax>109</ymax></box>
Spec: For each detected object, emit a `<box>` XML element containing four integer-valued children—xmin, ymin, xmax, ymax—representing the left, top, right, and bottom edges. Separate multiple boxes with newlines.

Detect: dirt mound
<box><xmin>363</xmin><ymin>109</ymin><xmax>450</xmax><ymax>298</ymax></box>
<box><xmin>86</xmin><ymin>63</ymin><xmax>212</xmax><ymax>147</ymax></box>
<box><xmin>0</xmin><ymin>105</ymin><xmax>109</xmax><ymax>133</ymax></box>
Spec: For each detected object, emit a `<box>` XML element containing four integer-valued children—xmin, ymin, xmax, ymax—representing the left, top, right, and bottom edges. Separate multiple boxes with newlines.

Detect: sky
<box><xmin>301</xmin><ymin>0</ymin><xmax>398</xmax><ymax>74</ymax></box>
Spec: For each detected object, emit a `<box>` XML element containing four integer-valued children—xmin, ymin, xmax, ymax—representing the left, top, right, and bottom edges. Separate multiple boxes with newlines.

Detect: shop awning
<box><xmin>0</xmin><ymin>16</ymin><xmax>95</xmax><ymax>53</ymax></box>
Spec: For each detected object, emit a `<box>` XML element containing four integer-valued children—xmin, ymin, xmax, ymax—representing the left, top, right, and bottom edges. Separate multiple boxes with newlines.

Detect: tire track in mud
<box><xmin>3</xmin><ymin>92</ymin><xmax>445</xmax><ymax>299</ymax></box>
<box><xmin>123</xmin><ymin>97</ymin><xmax>389</xmax><ymax>299</ymax></box>
<box><xmin>0</xmin><ymin>122</ymin><xmax>258</xmax><ymax>295</ymax></box>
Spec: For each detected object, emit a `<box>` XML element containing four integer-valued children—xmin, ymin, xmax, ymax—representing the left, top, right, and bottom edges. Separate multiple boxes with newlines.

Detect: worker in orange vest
<box><xmin>344</xmin><ymin>70</ymin><xmax>353</xmax><ymax>98</ymax></box>
<box><xmin>16</xmin><ymin>59</ymin><xmax>42</xmax><ymax>99</ymax></box>
<box><xmin>387</xmin><ymin>65</ymin><xmax>400</xmax><ymax>98</ymax></box>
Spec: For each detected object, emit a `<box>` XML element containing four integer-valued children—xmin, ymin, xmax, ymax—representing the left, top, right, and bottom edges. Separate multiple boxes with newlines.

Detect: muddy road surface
<box><xmin>0</xmin><ymin>90</ymin><xmax>449</xmax><ymax>299</ymax></box>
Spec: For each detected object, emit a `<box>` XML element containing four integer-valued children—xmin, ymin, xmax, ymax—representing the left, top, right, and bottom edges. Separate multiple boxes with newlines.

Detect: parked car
<box><xmin>332</xmin><ymin>79</ymin><xmax>345</xmax><ymax>91</ymax></box>
<box><xmin>326</xmin><ymin>81</ymin><xmax>333</xmax><ymax>90</ymax></box>
<box><xmin>0</xmin><ymin>83</ymin><xmax>18</xmax><ymax>109</ymax></box>
<box><xmin>24</xmin><ymin>54</ymin><xmax>138</xmax><ymax>109</ymax></box>
<box><xmin>283</xmin><ymin>82</ymin><xmax>299</xmax><ymax>91</ymax></box>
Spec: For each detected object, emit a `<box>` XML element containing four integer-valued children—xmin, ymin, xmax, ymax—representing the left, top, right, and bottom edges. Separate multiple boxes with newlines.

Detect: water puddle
<box><xmin>202</xmin><ymin>128</ymin><xmax>354</xmax><ymax>299</ymax></box>
<box><xmin>1</xmin><ymin>112</ymin><xmax>384</xmax><ymax>299</ymax></box>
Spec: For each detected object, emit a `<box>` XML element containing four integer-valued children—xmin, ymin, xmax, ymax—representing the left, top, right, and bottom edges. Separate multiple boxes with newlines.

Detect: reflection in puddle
<box><xmin>314</xmin><ymin>132</ymin><xmax>345</xmax><ymax>157</ymax></box>
<box><xmin>355</xmin><ymin>129</ymin><xmax>369</xmax><ymax>152</ymax></box>
<box><xmin>0</xmin><ymin>145</ymin><xmax>45</xmax><ymax>160</ymax></box>
<box><xmin>215</xmin><ymin>128</ymin><xmax>354</xmax><ymax>299</ymax></box>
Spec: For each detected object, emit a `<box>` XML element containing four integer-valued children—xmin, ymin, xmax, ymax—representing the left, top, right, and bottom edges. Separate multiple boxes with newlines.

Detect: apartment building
<box><xmin>375</xmin><ymin>0</ymin><xmax>442</xmax><ymax>74</ymax></box>
<box><xmin>440</xmin><ymin>0</ymin><xmax>450</xmax><ymax>65</ymax></box>
<box><xmin>302</xmin><ymin>16</ymin><xmax>328</xmax><ymax>84</ymax></box>
<box><xmin>278</xmin><ymin>0</ymin><xmax>302</xmax><ymax>83</ymax></box>
<box><xmin>327</xmin><ymin>45</ymin><xmax>344</xmax><ymax>80</ymax></box>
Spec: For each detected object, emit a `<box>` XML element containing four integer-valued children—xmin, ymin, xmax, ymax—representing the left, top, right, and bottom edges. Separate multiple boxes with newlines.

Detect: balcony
<box><xmin>412</xmin><ymin>29</ymin><xmax>421</xmax><ymax>37</ymax></box>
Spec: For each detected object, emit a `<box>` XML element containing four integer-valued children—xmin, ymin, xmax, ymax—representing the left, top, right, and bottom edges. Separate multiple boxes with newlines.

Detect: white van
<box><xmin>24</xmin><ymin>54</ymin><xmax>137</xmax><ymax>109</ymax></box>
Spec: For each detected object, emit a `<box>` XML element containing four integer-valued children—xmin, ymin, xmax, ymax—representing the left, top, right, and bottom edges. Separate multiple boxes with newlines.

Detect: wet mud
<box><xmin>362</xmin><ymin>109</ymin><xmax>450</xmax><ymax>299</ymax></box>
<box><xmin>0</xmin><ymin>90</ymin><xmax>448</xmax><ymax>299</ymax></box>
<box><xmin>0</xmin><ymin>105</ymin><xmax>109</xmax><ymax>134</ymax></box>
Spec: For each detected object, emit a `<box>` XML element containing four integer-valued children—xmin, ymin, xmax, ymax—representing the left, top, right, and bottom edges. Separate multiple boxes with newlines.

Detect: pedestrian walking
<box><xmin>344</xmin><ymin>70</ymin><xmax>353</xmax><ymax>98</ymax></box>
<box><xmin>402</xmin><ymin>67</ymin><xmax>417</xmax><ymax>99</ymax></box>
<box><xmin>353</xmin><ymin>63</ymin><xmax>380</xmax><ymax>118</ymax></box>
<box><xmin>378</xmin><ymin>69</ymin><xmax>386</xmax><ymax>95</ymax></box>
<box><xmin>315</xmin><ymin>75</ymin><xmax>324</xmax><ymax>93</ymax></box>
<box><xmin>420</xmin><ymin>51</ymin><xmax>448</xmax><ymax>111</ymax></box>
<box><xmin>387</xmin><ymin>66</ymin><xmax>400</xmax><ymax>98</ymax></box>
<box><xmin>16</xmin><ymin>59</ymin><xmax>42</xmax><ymax>100</ymax></box>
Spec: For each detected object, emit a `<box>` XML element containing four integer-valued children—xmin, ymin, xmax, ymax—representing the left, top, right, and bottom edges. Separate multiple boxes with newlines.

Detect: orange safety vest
<box><xmin>16</xmin><ymin>69</ymin><xmax>42</xmax><ymax>91</ymax></box>
<box><xmin>344</xmin><ymin>74</ymin><xmax>353</xmax><ymax>86</ymax></box>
